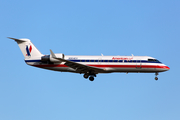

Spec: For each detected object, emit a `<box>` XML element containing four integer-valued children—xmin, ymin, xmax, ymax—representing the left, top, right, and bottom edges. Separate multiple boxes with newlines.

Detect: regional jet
<box><xmin>9</xmin><ymin>37</ymin><xmax>170</xmax><ymax>81</ymax></box>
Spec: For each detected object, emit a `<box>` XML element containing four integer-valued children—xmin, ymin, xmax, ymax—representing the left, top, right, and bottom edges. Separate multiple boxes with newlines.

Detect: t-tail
<box><xmin>9</xmin><ymin>37</ymin><xmax>43</xmax><ymax>59</ymax></box>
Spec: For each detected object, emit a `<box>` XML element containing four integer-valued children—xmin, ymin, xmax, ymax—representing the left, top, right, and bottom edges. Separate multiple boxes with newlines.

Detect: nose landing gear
<box><xmin>155</xmin><ymin>72</ymin><xmax>158</xmax><ymax>80</ymax></box>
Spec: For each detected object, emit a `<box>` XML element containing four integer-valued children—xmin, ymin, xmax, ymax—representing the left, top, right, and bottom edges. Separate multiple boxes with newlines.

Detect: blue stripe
<box><xmin>25</xmin><ymin>59</ymin><xmax>162</xmax><ymax>63</ymax></box>
<box><xmin>25</xmin><ymin>60</ymin><xmax>41</xmax><ymax>62</ymax></box>
<box><xmin>26</xmin><ymin>46</ymin><xmax>31</xmax><ymax>56</ymax></box>
<box><xmin>68</xmin><ymin>59</ymin><xmax>161</xmax><ymax>63</ymax></box>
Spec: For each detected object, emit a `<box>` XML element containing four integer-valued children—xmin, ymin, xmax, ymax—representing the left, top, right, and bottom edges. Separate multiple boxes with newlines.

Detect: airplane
<box><xmin>9</xmin><ymin>37</ymin><xmax>170</xmax><ymax>81</ymax></box>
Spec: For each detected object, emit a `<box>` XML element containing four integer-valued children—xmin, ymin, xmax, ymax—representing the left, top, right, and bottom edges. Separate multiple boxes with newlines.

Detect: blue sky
<box><xmin>0</xmin><ymin>0</ymin><xmax>180</xmax><ymax>120</ymax></box>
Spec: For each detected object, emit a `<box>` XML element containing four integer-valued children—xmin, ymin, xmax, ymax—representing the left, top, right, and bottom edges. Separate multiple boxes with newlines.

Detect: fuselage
<box><xmin>25</xmin><ymin>55</ymin><xmax>170</xmax><ymax>74</ymax></box>
<box><xmin>10</xmin><ymin>37</ymin><xmax>170</xmax><ymax>81</ymax></box>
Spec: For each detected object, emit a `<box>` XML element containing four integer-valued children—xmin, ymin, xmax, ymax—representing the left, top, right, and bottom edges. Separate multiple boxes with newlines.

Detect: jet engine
<box><xmin>41</xmin><ymin>53</ymin><xmax>64</xmax><ymax>63</ymax></box>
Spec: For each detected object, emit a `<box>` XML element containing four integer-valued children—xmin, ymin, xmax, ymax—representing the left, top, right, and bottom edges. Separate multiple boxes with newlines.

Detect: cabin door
<box><xmin>136</xmin><ymin>60</ymin><xmax>141</xmax><ymax>69</ymax></box>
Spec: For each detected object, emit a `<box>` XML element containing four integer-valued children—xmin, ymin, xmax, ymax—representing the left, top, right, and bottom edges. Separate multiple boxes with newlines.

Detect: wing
<box><xmin>50</xmin><ymin>50</ymin><xmax>105</xmax><ymax>73</ymax></box>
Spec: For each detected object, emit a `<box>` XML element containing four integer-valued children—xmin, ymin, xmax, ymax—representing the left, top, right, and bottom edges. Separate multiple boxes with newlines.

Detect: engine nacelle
<box><xmin>50</xmin><ymin>53</ymin><xmax>64</xmax><ymax>63</ymax></box>
<box><xmin>41</xmin><ymin>53</ymin><xmax>65</xmax><ymax>63</ymax></box>
<box><xmin>41</xmin><ymin>55</ymin><xmax>50</xmax><ymax>62</ymax></box>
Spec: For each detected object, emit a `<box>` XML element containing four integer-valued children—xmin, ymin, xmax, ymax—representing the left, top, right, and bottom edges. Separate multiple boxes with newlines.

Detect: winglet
<box><xmin>50</xmin><ymin>49</ymin><xmax>56</xmax><ymax>58</ymax></box>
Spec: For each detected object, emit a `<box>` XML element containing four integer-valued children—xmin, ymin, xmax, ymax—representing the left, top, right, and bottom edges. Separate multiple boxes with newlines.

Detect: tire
<box><xmin>83</xmin><ymin>74</ymin><xmax>89</xmax><ymax>79</ymax></box>
<box><xmin>89</xmin><ymin>77</ymin><xmax>94</xmax><ymax>81</ymax></box>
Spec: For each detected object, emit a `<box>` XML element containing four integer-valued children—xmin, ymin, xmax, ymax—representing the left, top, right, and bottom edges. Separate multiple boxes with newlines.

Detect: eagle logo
<box><xmin>26</xmin><ymin>45</ymin><xmax>32</xmax><ymax>56</ymax></box>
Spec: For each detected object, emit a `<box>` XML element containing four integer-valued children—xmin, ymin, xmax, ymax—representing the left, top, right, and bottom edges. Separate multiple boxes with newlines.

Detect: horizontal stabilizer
<box><xmin>8</xmin><ymin>37</ymin><xmax>30</xmax><ymax>42</ymax></box>
<box><xmin>9</xmin><ymin>37</ymin><xmax>42</xmax><ymax>58</ymax></box>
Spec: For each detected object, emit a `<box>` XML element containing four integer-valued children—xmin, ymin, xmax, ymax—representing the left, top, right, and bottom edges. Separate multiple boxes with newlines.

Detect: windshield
<box><xmin>148</xmin><ymin>59</ymin><xmax>161</xmax><ymax>63</ymax></box>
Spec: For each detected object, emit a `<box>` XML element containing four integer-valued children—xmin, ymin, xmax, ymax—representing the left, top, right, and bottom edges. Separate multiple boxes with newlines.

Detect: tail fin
<box><xmin>9</xmin><ymin>37</ymin><xmax>43</xmax><ymax>59</ymax></box>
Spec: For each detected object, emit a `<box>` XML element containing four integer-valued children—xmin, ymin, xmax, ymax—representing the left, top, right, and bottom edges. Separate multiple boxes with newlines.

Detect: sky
<box><xmin>0</xmin><ymin>0</ymin><xmax>180</xmax><ymax>120</ymax></box>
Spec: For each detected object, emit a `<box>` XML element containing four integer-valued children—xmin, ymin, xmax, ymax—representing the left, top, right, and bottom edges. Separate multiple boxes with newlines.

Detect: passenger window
<box><xmin>119</xmin><ymin>60</ymin><xmax>123</xmax><ymax>62</ymax></box>
<box><xmin>104</xmin><ymin>60</ymin><xmax>108</xmax><ymax>62</ymax></box>
<box><xmin>81</xmin><ymin>60</ymin><xmax>85</xmax><ymax>62</ymax></box>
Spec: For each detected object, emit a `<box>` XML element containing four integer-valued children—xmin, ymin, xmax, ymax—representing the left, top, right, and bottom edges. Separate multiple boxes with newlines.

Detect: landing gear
<box><xmin>83</xmin><ymin>74</ymin><xmax>89</xmax><ymax>79</ymax></box>
<box><xmin>89</xmin><ymin>76</ymin><xmax>94</xmax><ymax>81</ymax></box>
<box><xmin>155</xmin><ymin>72</ymin><xmax>159</xmax><ymax>80</ymax></box>
<box><xmin>83</xmin><ymin>72</ymin><xmax>96</xmax><ymax>81</ymax></box>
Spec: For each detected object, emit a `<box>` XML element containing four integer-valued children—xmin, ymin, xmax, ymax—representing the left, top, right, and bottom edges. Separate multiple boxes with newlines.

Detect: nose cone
<box><xmin>164</xmin><ymin>66</ymin><xmax>170</xmax><ymax>71</ymax></box>
<box><xmin>158</xmin><ymin>64</ymin><xmax>170</xmax><ymax>72</ymax></box>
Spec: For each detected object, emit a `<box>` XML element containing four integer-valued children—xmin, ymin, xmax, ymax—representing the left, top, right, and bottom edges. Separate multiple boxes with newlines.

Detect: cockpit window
<box><xmin>148</xmin><ymin>59</ymin><xmax>154</xmax><ymax>61</ymax></box>
<box><xmin>148</xmin><ymin>59</ymin><xmax>161</xmax><ymax>63</ymax></box>
<box><xmin>155</xmin><ymin>59</ymin><xmax>160</xmax><ymax>62</ymax></box>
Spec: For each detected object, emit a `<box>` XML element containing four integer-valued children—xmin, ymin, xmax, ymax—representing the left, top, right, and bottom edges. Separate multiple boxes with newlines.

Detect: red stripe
<box><xmin>33</xmin><ymin>64</ymin><xmax>170</xmax><ymax>69</ymax></box>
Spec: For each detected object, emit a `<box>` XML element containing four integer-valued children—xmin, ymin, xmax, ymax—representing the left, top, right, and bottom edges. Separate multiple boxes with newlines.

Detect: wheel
<box><xmin>83</xmin><ymin>74</ymin><xmax>89</xmax><ymax>79</ymax></box>
<box><xmin>155</xmin><ymin>77</ymin><xmax>158</xmax><ymax>80</ymax></box>
<box><xmin>89</xmin><ymin>76</ymin><xmax>94</xmax><ymax>81</ymax></box>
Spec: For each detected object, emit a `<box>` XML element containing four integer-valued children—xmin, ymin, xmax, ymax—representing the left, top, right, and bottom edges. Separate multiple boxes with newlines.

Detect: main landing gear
<box><xmin>83</xmin><ymin>73</ymin><xmax>96</xmax><ymax>81</ymax></box>
<box><xmin>89</xmin><ymin>76</ymin><xmax>94</xmax><ymax>81</ymax></box>
<box><xmin>155</xmin><ymin>72</ymin><xmax>158</xmax><ymax>80</ymax></box>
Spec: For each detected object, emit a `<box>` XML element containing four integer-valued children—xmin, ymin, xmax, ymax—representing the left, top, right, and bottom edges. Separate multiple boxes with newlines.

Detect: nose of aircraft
<box><xmin>165</xmin><ymin>66</ymin><xmax>170</xmax><ymax>71</ymax></box>
<box><xmin>158</xmin><ymin>64</ymin><xmax>170</xmax><ymax>72</ymax></box>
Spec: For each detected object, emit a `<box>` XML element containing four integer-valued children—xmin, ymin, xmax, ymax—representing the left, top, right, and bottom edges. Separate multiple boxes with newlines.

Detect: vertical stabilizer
<box><xmin>9</xmin><ymin>37</ymin><xmax>43</xmax><ymax>59</ymax></box>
